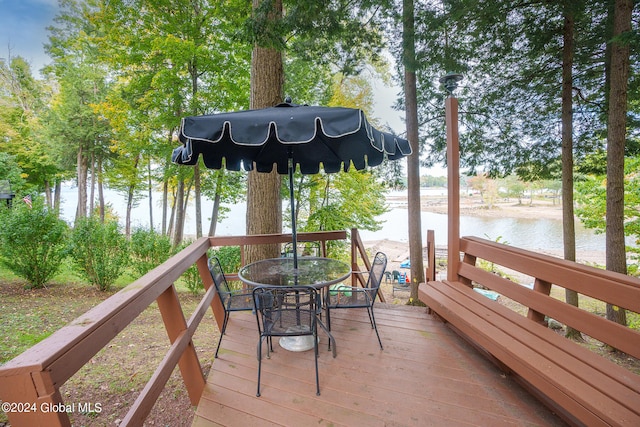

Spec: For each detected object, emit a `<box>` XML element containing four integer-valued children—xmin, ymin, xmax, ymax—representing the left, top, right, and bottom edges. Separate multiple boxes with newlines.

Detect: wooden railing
<box><xmin>0</xmin><ymin>230</ymin><xmax>351</xmax><ymax>427</ymax></box>
<box><xmin>419</xmin><ymin>236</ymin><xmax>640</xmax><ymax>426</ymax></box>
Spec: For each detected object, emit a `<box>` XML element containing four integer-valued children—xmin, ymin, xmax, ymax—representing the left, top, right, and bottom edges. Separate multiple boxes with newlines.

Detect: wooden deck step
<box><xmin>193</xmin><ymin>304</ymin><xmax>566</xmax><ymax>426</ymax></box>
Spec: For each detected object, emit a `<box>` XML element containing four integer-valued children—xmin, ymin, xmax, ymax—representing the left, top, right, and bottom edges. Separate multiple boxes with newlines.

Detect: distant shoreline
<box><xmin>386</xmin><ymin>192</ymin><xmax>564</xmax><ymax>221</ymax></box>
<box><xmin>371</xmin><ymin>192</ymin><xmax>607</xmax><ymax>267</ymax></box>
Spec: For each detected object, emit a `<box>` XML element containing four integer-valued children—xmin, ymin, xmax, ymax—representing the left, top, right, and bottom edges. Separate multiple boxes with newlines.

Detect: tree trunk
<box><xmin>125</xmin><ymin>155</ymin><xmax>140</xmax><ymax>236</ymax></box>
<box><xmin>75</xmin><ymin>147</ymin><xmax>88</xmax><ymax>222</ymax></box>
<box><xmin>126</xmin><ymin>184</ymin><xmax>134</xmax><ymax>236</ymax></box>
<box><xmin>148</xmin><ymin>158</ymin><xmax>154</xmax><ymax>232</ymax></box>
<box><xmin>561</xmin><ymin>2</ymin><xmax>582</xmax><ymax>340</ymax></box>
<box><xmin>162</xmin><ymin>179</ymin><xmax>168</xmax><ymax>236</ymax></box>
<box><xmin>605</xmin><ymin>0</ymin><xmax>631</xmax><ymax>326</ymax></box>
<box><xmin>209</xmin><ymin>192</ymin><xmax>221</xmax><ymax>237</ymax></box>
<box><xmin>167</xmin><ymin>186</ymin><xmax>175</xmax><ymax>238</ymax></box>
<box><xmin>182</xmin><ymin>180</ymin><xmax>192</xmax><ymax>236</ymax></box>
<box><xmin>54</xmin><ymin>180</ymin><xmax>61</xmax><ymax>214</ymax></box>
<box><xmin>403</xmin><ymin>0</ymin><xmax>424</xmax><ymax>303</ymax></box>
<box><xmin>246</xmin><ymin>0</ymin><xmax>284</xmax><ymax>263</ymax></box>
<box><xmin>173</xmin><ymin>179</ymin><xmax>185</xmax><ymax>248</ymax></box>
<box><xmin>194</xmin><ymin>163</ymin><xmax>202</xmax><ymax>238</ymax></box>
<box><xmin>44</xmin><ymin>180</ymin><xmax>51</xmax><ymax>209</ymax></box>
<box><xmin>209</xmin><ymin>169</ymin><xmax>225</xmax><ymax>236</ymax></box>
<box><xmin>89</xmin><ymin>152</ymin><xmax>95</xmax><ymax>215</ymax></box>
<box><xmin>97</xmin><ymin>156</ymin><xmax>105</xmax><ymax>223</ymax></box>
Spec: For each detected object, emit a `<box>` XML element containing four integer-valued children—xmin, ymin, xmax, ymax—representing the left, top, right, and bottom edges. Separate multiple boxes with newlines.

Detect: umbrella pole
<box><xmin>288</xmin><ymin>154</ymin><xmax>298</xmax><ymax>269</ymax></box>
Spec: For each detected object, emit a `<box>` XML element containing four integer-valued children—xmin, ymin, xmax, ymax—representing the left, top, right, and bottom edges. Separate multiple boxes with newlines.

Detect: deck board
<box><xmin>193</xmin><ymin>304</ymin><xmax>566</xmax><ymax>426</ymax></box>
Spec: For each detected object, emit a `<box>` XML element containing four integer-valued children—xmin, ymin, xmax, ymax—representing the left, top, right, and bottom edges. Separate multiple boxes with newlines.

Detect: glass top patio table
<box><xmin>238</xmin><ymin>257</ymin><xmax>351</xmax><ymax>289</ymax></box>
<box><xmin>238</xmin><ymin>257</ymin><xmax>350</xmax><ymax>352</ymax></box>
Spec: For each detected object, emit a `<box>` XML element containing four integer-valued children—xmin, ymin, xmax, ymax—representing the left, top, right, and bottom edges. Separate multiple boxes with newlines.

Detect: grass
<box><xmin>0</xmin><ymin>266</ymin><xmax>217</xmax><ymax>426</ymax></box>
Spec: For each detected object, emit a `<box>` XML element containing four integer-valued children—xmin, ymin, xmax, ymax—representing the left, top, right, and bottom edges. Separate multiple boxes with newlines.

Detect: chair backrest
<box><xmin>253</xmin><ymin>285</ymin><xmax>318</xmax><ymax>336</ymax></box>
<box><xmin>367</xmin><ymin>252</ymin><xmax>387</xmax><ymax>291</ymax></box>
<box><xmin>208</xmin><ymin>256</ymin><xmax>231</xmax><ymax>297</ymax></box>
<box><xmin>282</xmin><ymin>241</ymin><xmax>321</xmax><ymax>258</ymax></box>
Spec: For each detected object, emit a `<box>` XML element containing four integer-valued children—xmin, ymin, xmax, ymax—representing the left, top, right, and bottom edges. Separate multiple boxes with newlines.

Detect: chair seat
<box><xmin>324</xmin><ymin>252</ymin><xmax>387</xmax><ymax>350</ymax></box>
<box><xmin>326</xmin><ymin>286</ymin><xmax>375</xmax><ymax>307</ymax></box>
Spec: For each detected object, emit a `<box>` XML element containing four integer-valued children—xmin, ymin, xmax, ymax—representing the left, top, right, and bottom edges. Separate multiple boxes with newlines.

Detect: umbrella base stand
<box><xmin>279</xmin><ymin>325</ymin><xmax>317</xmax><ymax>352</ymax></box>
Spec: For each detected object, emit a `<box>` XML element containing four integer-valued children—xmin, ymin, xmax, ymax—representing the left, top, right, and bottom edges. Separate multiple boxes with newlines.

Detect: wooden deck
<box><xmin>192</xmin><ymin>303</ymin><xmax>566</xmax><ymax>426</ymax></box>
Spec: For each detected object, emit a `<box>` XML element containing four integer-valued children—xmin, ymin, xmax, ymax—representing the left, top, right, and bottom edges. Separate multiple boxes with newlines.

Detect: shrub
<box><xmin>209</xmin><ymin>245</ymin><xmax>241</xmax><ymax>272</ymax></box>
<box><xmin>177</xmin><ymin>244</ymin><xmax>242</xmax><ymax>296</ymax></box>
<box><xmin>0</xmin><ymin>197</ymin><xmax>68</xmax><ymax>288</ymax></box>
<box><xmin>69</xmin><ymin>216</ymin><xmax>129</xmax><ymax>291</ymax></box>
<box><xmin>175</xmin><ymin>239</ymin><xmax>202</xmax><ymax>295</ymax></box>
<box><xmin>130</xmin><ymin>228</ymin><xmax>173</xmax><ymax>277</ymax></box>
<box><xmin>208</xmin><ymin>245</ymin><xmax>243</xmax><ymax>292</ymax></box>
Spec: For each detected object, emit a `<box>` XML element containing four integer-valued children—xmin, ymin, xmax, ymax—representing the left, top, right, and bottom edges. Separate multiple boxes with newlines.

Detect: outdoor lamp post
<box><xmin>0</xmin><ymin>180</ymin><xmax>16</xmax><ymax>208</ymax></box>
<box><xmin>440</xmin><ymin>73</ymin><xmax>463</xmax><ymax>282</ymax></box>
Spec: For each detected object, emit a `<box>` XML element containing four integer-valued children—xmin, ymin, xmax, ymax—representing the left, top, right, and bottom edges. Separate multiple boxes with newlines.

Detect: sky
<box><xmin>0</xmin><ymin>0</ymin><xmax>58</xmax><ymax>74</ymax></box>
<box><xmin>0</xmin><ymin>0</ymin><xmax>406</xmax><ymax>125</ymax></box>
<box><xmin>0</xmin><ymin>1</ymin><xmax>443</xmax><ymax>175</ymax></box>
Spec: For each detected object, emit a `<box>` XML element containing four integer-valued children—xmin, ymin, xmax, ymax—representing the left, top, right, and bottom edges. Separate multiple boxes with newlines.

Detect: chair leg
<box><xmin>317</xmin><ymin>318</ymin><xmax>337</xmax><ymax>357</ymax></box>
<box><xmin>215</xmin><ymin>312</ymin><xmax>230</xmax><ymax>358</ymax></box>
<box><xmin>324</xmin><ymin>288</ymin><xmax>332</xmax><ymax>331</ymax></box>
<box><xmin>313</xmin><ymin>329</ymin><xmax>320</xmax><ymax>396</ymax></box>
<box><xmin>256</xmin><ymin>337</ymin><xmax>263</xmax><ymax>397</ymax></box>
<box><xmin>368</xmin><ymin>308</ymin><xmax>383</xmax><ymax>350</ymax></box>
<box><xmin>366</xmin><ymin>306</ymin><xmax>375</xmax><ymax>329</ymax></box>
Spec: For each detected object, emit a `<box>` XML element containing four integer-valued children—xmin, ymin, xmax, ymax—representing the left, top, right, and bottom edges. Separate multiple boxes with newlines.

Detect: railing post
<box><xmin>0</xmin><ymin>371</ymin><xmax>70</xmax><ymax>427</ymax></box>
<box><xmin>425</xmin><ymin>230</ymin><xmax>436</xmax><ymax>282</ymax></box>
<box><xmin>528</xmin><ymin>278</ymin><xmax>552</xmax><ymax>325</ymax></box>
<box><xmin>156</xmin><ymin>285</ymin><xmax>205</xmax><ymax>405</ymax></box>
<box><xmin>445</xmin><ymin>95</ymin><xmax>461</xmax><ymax>282</ymax></box>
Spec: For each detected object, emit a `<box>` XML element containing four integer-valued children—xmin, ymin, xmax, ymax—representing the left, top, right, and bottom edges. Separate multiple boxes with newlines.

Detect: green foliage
<box><xmin>0</xmin><ymin>197</ymin><xmax>69</xmax><ymax>288</ymax></box>
<box><xmin>129</xmin><ymin>228</ymin><xmax>173</xmax><ymax>277</ymax></box>
<box><xmin>575</xmin><ymin>157</ymin><xmax>640</xmax><ymax>274</ymax></box>
<box><xmin>209</xmin><ymin>246</ymin><xmax>242</xmax><ymax>273</ymax></box>
<box><xmin>628</xmin><ymin>311</ymin><xmax>640</xmax><ymax>330</ymax></box>
<box><xmin>177</xmin><ymin>245</ymin><xmax>243</xmax><ymax>296</ymax></box>
<box><xmin>69</xmin><ymin>216</ymin><xmax>129</xmax><ymax>291</ymax></box>
<box><xmin>0</xmin><ymin>153</ymin><xmax>26</xmax><ymax>196</ymax></box>
<box><xmin>173</xmin><ymin>240</ymin><xmax>201</xmax><ymax>296</ymax></box>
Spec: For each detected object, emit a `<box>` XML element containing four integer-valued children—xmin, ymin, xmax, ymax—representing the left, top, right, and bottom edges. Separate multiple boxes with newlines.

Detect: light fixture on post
<box><xmin>440</xmin><ymin>73</ymin><xmax>463</xmax><ymax>282</ymax></box>
<box><xmin>439</xmin><ymin>73</ymin><xmax>463</xmax><ymax>96</ymax></box>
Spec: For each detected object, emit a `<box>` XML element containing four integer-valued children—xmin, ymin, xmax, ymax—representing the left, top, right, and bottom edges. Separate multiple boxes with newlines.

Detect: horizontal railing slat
<box><xmin>460</xmin><ymin>236</ymin><xmax>640</xmax><ymax>313</ymax></box>
<box><xmin>457</xmin><ymin>262</ymin><xmax>640</xmax><ymax>360</ymax></box>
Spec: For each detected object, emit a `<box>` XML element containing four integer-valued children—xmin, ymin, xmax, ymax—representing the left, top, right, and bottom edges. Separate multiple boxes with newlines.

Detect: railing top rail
<box><xmin>208</xmin><ymin>230</ymin><xmax>347</xmax><ymax>247</ymax></box>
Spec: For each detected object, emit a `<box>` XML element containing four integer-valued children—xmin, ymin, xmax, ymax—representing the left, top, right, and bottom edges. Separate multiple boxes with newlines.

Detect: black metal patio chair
<box><xmin>208</xmin><ymin>256</ymin><xmax>254</xmax><ymax>358</ymax></box>
<box><xmin>324</xmin><ymin>251</ymin><xmax>387</xmax><ymax>350</ymax></box>
<box><xmin>252</xmin><ymin>285</ymin><xmax>335</xmax><ymax>397</ymax></box>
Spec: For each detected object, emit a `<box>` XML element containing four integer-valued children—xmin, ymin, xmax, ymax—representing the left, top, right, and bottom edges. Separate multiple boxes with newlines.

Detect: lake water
<box><xmin>59</xmin><ymin>186</ymin><xmax>613</xmax><ymax>253</ymax></box>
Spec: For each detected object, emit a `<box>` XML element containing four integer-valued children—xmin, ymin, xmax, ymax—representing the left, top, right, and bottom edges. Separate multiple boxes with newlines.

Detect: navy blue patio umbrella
<box><xmin>172</xmin><ymin>100</ymin><xmax>411</xmax><ymax>267</ymax></box>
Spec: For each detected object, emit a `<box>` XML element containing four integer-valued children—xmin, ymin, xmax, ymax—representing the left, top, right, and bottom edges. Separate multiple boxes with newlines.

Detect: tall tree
<box><xmin>402</xmin><ymin>0</ymin><xmax>425</xmax><ymax>302</ymax></box>
<box><xmin>244</xmin><ymin>0</ymin><xmax>388</xmax><ymax>262</ymax></box>
<box><xmin>45</xmin><ymin>0</ymin><xmax>112</xmax><ymax>221</ymax></box>
<box><xmin>561</xmin><ymin>0</ymin><xmax>581</xmax><ymax>339</ymax></box>
<box><xmin>605</xmin><ymin>0</ymin><xmax>632</xmax><ymax>326</ymax></box>
<box><xmin>94</xmin><ymin>0</ymin><xmax>251</xmax><ymax>243</ymax></box>
<box><xmin>245</xmin><ymin>0</ymin><xmax>285</xmax><ymax>263</ymax></box>
<box><xmin>0</xmin><ymin>55</ymin><xmax>61</xmax><ymax>203</ymax></box>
